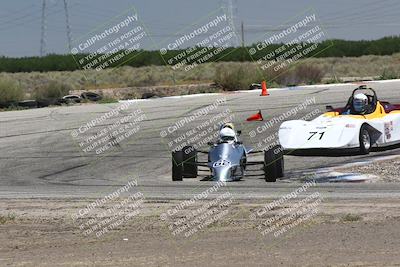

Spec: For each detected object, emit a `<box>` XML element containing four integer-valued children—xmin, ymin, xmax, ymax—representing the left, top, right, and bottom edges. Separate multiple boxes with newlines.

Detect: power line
<box><xmin>0</xmin><ymin>4</ymin><xmax>40</xmax><ymax>23</ymax></box>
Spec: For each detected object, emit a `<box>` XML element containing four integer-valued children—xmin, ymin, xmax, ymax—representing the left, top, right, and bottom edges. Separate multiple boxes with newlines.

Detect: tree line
<box><xmin>0</xmin><ymin>36</ymin><xmax>399</xmax><ymax>73</ymax></box>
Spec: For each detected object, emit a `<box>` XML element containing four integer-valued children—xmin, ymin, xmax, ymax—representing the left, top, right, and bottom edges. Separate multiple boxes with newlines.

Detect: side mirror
<box><xmin>237</xmin><ymin>130</ymin><xmax>242</xmax><ymax>136</ymax></box>
<box><xmin>326</xmin><ymin>105</ymin><xmax>334</xmax><ymax>111</ymax></box>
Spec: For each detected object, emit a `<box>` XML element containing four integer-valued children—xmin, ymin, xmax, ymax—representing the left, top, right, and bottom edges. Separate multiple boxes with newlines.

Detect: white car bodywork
<box><xmin>279</xmin><ymin>111</ymin><xmax>400</xmax><ymax>150</ymax></box>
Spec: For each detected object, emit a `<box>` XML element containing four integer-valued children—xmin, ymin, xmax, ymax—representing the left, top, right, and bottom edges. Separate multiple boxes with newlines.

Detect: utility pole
<box><xmin>241</xmin><ymin>21</ymin><xmax>246</xmax><ymax>61</ymax></box>
<box><xmin>241</xmin><ymin>21</ymin><xmax>244</xmax><ymax>47</ymax></box>
<box><xmin>40</xmin><ymin>0</ymin><xmax>47</xmax><ymax>57</ymax></box>
<box><xmin>63</xmin><ymin>0</ymin><xmax>72</xmax><ymax>52</ymax></box>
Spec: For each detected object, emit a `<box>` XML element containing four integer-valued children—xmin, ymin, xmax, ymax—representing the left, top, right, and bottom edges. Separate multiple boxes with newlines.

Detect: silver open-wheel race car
<box><xmin>171</xmin><ymin>124</ymin><xmax>284</xmax><ymax>182</ymax></box>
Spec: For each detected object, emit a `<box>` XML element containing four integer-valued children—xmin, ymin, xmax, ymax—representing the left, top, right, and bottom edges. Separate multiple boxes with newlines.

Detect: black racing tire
<box><xmin>172</xmin><ymin>151</ymin><xmax>183</xmax><ymax>181</ymax></box>
<box><xmin>0</xmin><ymin>101</ymin><xmax>17</xmax><ymax>108</ymax></box>
<box><xmin>264</xmin><ymin>147</ymin><xmax>278</xmax><ymax>182</ymax></box>
<box><xmin>18</xmin><ymin>100</ymin><xmax>38</xmax><ymax>108</ymax></box>
<box><xmin>359</xmin><ymin>124</ymin><xmax>371</xmax><ymax>155</ymax></box>
<box><xmin>81</xmin><ymin>92</ymin><xmax>102</xmax><ymax>102</ymax></box>
<box><xmin>182</xmin><ymin>146</ymin><xmax>197</xmax><ymax>178</ymax></box>
<box><xmin>36</xmin><ymin>99</ymin><xmax>51</xmax><ymax>108</ymax></box>
<box><xmin>274</xmin><ymin>145</ymin><xmax>285</xmax><ymax>178</ymax></box>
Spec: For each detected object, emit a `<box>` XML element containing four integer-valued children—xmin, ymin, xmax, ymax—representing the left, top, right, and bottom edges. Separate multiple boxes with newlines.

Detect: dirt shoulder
<box><xmin>1</xmin><ymin>198</ymin><xmax>400</xmax><ymax>266</ymax></box>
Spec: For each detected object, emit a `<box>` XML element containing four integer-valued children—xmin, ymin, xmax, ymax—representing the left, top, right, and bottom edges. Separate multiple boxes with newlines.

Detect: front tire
<box><xmin>359</xmin><ymin>124</ymin><xmax>371</xmax><ymax>154</ymax></box>
<box><xmin>182</xmin><ymin>146</ymin><xmax>197</xmax><ymax>178</ymax></box>
<box><xmin>172</xmin><ymin>151</ymin><xmax>183</xmax><ymax>181</ymax></box>
<box><xmin>275</xmin><ymin>146</ymin><xmax>284</xmax><ymax>178</ymax></box>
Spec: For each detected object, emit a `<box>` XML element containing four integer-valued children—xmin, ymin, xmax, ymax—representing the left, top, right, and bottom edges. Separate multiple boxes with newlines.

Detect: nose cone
<box><xmin>213</xmin><ymin>166</ymin><xmax>232</xmax><ymax>182</ymax></box>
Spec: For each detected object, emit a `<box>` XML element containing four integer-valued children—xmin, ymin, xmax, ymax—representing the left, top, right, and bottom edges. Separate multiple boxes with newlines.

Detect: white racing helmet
<box><xmin>353</xmin><ymin>93</ymin><xmax>368</xmax><ymax>112</ymax></box>
<box><xmin>219</xmin><ymin>127</ymin><xmax>236</xmax><ymax>142</ymax></box>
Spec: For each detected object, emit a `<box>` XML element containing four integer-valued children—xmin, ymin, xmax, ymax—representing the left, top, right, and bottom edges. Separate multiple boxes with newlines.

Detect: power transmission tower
<box><xmin>63</xmin><ymin>0</ymin><xmax>72</xmax><ymax>52</ymax></box>
<box><xmin>40</xmin><ymin>0</ymin><xmax>47</xmax><ymax>56</ymax></box>
<box><xmin>220</xmin><ymin>0</ymin><xmax>239</xmax><ymax>46</ymax></box>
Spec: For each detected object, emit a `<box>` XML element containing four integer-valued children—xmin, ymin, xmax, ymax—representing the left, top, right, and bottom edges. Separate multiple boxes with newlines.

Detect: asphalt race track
<box><xmin>1</xmin><ymin>80</ymin><xmax>400</xmax><ymax>199</ymax></box>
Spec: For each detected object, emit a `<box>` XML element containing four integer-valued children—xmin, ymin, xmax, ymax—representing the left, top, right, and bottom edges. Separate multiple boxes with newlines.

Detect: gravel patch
<box><xmin>338</xmin><ymin>157</ymin><xmax>400</xmax><ymax>182</ymax></box>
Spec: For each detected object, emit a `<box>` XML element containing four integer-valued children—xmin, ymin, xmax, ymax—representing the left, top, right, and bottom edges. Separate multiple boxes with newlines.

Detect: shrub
<box><xmin>214</xmin><ymin>63</ymin><xmax>263</xmax><ymax>91</ymax></box>
<box><xmin>98</xmin><ymin>96</ymin><xmax>118</xmax><ymax>104</ymax></box>
<box><xmin>0</xmin><ymin>78</ymin><xmax>24</xmax><ymax>103</ymax></box>
<box><xmin>295</xmin><ymin>64</ymin><xmax>326</xmax><ymax>84</ymax></box>
<box><xmin>273</xmin><ymin>64</ymin><xmax>325</xmax><ymax>86</ymax></box>
<box><xmin>34</xmin><ymin>80</ymin><xmax>72</xmax><ymax>100</ymax></box>
<box><xmin>341</xmin><ymin>213</ymin><xmax>362</xmax><ymax>222</ymax></box>
<box><xmin>214</xmin><ymin>62</ymin><xmax>325</xmax><ymax>89</ymax></box>
<box><xmin>0</xmin><ymin>213</ymin><xmax>15</xmax><ymax>224</ymax></box>
<box><xmin>379</xmin><ymin>68</ymin><xmax>399</xmax><ymax>80</ymax></box>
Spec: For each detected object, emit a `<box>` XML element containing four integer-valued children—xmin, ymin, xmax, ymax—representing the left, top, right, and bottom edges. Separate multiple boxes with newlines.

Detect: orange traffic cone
<box><xmin>260</xmin><ymin>81</ymin><xmax>269</xmax><ymax>96</ymax></box>
<box><xmin>246</xmin><ymin>110</ymin><xmax>263</xmax><ymax>121</ymax></box>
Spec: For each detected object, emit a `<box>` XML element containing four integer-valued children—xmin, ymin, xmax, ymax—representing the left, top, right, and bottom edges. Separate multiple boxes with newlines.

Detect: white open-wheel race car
<box><xmin>171</xmin><ymin>124</ymin><xmax>284</xmax><ymax>182</ymax></box>
<box><xmin>279</xmin><ymin>85</ymin><xmax>400</xmax><ymax>155</ymax></box>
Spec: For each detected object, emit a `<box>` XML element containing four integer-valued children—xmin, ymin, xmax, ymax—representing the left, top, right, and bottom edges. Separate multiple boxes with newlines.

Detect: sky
<box><xmin>0</xmin><ymin>0</ymin><xmax>399</xmax><ymax>57</ymax></box>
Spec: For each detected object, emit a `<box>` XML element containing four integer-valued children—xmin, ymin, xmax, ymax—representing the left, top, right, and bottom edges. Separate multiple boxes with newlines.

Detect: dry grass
<box><xmin>341</xmin><ymin>213</ymin><xmax>362</xmax><ymax>222</ymax></box>
<box><xmin>0</xmin><ymin>54</ymin><xmax>399</xmax><ymax>101</ymax></box>
<box><xmin>0</xmin><ymin>213</ymin><xmax>15</xmax><ymax>224</ymax></box>
<box><xmin>0</xmin><ymin>77</ymin><xmax>24</xmax><ymax>103</ymax></box>
<box><xmin>33</xmin><ymin>80</ymin><xmax>72</xmax><ymax>100</ymax></box>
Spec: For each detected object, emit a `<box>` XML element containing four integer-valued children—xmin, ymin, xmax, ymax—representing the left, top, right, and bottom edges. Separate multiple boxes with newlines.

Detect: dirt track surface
<box><xmin>1</xmin><ymin>198</ymin><xmax>400</xmax><ymax>266</ymax></box>
<box><xmin>2</xmin><ymin>81</ymin><xmax>400</xmax><ymax>266</ymax></box>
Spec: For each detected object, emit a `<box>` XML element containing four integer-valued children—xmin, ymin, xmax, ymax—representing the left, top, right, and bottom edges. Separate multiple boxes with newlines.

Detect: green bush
<box><xmin>34</xmin><ymin>80</ymin><xmax>71</xmax><ymax>100</ymax></box>
<box><xmin>214</xmin><ymin>62</ymin><xmax>325</xmax><ymax>89</ymax></box>
<box><xmin>379</xmin><ymin>68</ymin><xmax>399</xmax><ymax>80</ymax></box>
<box><xmin>272</xmin><ymin>64</ymin><xmax>325</xmax><ymax>86</ymax></box>
<box><xmin>214</xmin><ymin>63</ymin><xmax>263</xmax><ymax>90</ymax></box>
<box><xmin>1</xmin><ymin>36</ymin><xmax>400</xmax><ymax>72</ymax></box>
<box><xmin>0</xmin><ymin>78</ymin><xmax>24</xmax><ymax>103</ymax></box>
<box><xmin>0</xmin><ymin>213</ymin><xmax>15</xmax><ymax>224</ymax></box>
<box><xmin>98</xmin><ymin>96</ymin><xmax>118</xmax><ymax>104</ymax></box>
<box><xmin>295</xmin><ymin>64</ymin><xmax>326</xmax><ymax>84</ymax></box>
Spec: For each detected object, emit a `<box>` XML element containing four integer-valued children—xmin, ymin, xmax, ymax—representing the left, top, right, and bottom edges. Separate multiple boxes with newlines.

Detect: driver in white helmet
<box><xmin>343</xmin><ymin>93</ymin><xmax>369</xmax><ymax>115</ymax></box>
<box><xmin>219</xmin><ymin>123</ymin><xmax>237</xmax><ymax>143</ymax></box>
<box><xmin>353</xmin><ymin>93</ymin><xmax>369</xmax><ymax>114</ymax></box>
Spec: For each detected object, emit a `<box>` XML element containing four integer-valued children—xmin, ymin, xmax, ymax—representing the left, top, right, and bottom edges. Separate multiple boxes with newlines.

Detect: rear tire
<box><xmin>359</xmin><ymin>124</ymin><xmax>371</xmax><ymax>154</ymax></box>
<box><xmin>172</xmin><ymin>151</ymin><xmax>183</xmax><ymax>181</ymax></box>
<box><xmin>264</xmin><ymin>147</ymin><xmax>278</xmax><ymax>182</ymax></box>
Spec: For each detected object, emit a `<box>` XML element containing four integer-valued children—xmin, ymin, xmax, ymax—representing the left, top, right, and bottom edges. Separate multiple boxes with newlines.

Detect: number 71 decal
<box><xmin>308</xmin><ymin>131</ymin><xmax>325</xmax><ymax>140</ymax></box>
